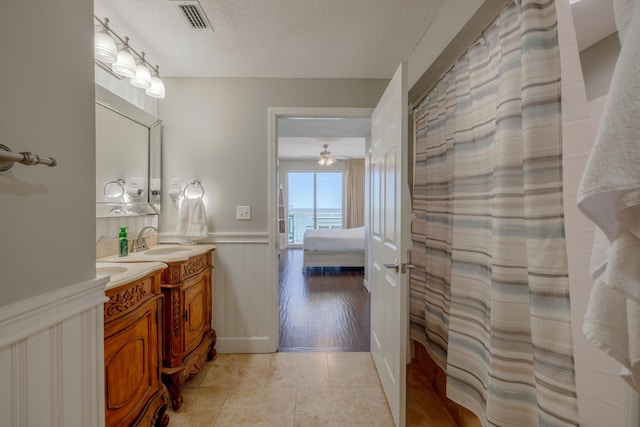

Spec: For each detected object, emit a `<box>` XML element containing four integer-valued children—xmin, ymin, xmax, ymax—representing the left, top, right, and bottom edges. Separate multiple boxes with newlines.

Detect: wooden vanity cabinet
<box><xmin>104</xmin><ymin>270</ymin><xmax>169</xmax><ymax>427</ymax></box>
<box><xmin>160</xmin><ymin>249</ymin><xmax>217</xmax><ymax>410</ymax></box>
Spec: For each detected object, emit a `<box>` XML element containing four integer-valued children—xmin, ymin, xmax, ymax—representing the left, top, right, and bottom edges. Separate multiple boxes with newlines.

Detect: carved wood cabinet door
<box><xmin>183</xmin><ymin>269</ymin><xmax>212</xmax><ymax>355</ymax></box>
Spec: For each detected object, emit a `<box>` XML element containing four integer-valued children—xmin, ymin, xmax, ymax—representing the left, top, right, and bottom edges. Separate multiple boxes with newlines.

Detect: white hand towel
<box><xmin>176</xmin><ymin>197</ymin><xmax>208</xmax><ymax>240</ymax></box>
<box><xmin>577</xmin><ymin>0</ymin><xmax>640</xmax><ymax>392</ymax></box>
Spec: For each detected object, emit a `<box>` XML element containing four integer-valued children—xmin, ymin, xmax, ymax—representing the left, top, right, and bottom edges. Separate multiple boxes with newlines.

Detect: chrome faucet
<box><xmin>132</xmin><ymin>225</ymin><xmax>157</xmax><ymax>252</ymax></box>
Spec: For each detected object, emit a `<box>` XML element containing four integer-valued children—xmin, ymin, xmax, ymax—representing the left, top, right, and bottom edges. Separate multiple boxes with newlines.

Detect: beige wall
<box><xmin>0</xmin><ymin>0</ymin><xmax>95</xmax><ymax>307</ymax></box>
<box><xmin>157</xmin><ymin>78</ymin><xmax>387</xmax><ymax>235</ymax></box>
<box><xmin>580</xmin><ymin>33</ymin><xmax>620</xmax><ymax>101</ymax></box>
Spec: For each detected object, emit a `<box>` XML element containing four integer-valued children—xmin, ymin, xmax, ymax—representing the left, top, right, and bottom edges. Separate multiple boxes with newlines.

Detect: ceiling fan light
<box><xmin>111</xmin><ymin>45</ymin><xmax>137</xmax><ymax>77</ymax></box>
<box><xmin>94</xmin><ymin>29</ymin><xmax>117</xmax><ymax>63</ymax></box>
<box><xmin>318</xmin><ymin>144</ymin><xmax>335</xmax><ymax>166</ymax></box>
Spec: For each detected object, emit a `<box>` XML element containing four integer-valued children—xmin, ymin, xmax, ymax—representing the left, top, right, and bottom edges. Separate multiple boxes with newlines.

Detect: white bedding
<box><xmin>303</xmin><ymin>226</ymin><xmax>365</xmax><ymax>251</ymax></box>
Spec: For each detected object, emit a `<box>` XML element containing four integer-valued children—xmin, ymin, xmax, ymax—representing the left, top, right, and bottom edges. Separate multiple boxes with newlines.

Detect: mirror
<box><xmin>95</xmin><ymin>84</ymin><xmax>162</xmax><ymax>217</ymax></box>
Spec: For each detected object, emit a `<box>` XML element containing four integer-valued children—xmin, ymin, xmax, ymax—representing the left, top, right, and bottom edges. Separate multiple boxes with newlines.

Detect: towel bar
<box><xmin>0</xmin><ymin>144</ymin><xmax>57</xmax><ymax>172</ymax></box>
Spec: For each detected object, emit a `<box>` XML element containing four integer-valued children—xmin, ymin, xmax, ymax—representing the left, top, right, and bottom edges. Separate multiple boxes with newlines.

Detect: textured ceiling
<box><xmin>94</xmin><ymin>0</ymin><xmax>615</xmax><ymax>159</ymax></box>
<box><xmin>94</xmin><ymin>0</ymin><xmax>445</xmax><ymax>78</ymax></box>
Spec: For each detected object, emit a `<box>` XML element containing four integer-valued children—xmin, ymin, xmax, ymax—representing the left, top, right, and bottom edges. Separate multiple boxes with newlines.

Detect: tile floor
<box><xmin>166</xmin><ymin>352</ymin><xmax>457</xmax><ymax>426</ymax></box>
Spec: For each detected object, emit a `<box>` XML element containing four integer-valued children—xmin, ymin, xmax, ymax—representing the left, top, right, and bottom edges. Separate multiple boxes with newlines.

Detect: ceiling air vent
<box><xmin>170</xmin><ymin>0</ymin><xmax>212</xmax><ymax>30</ymax></box>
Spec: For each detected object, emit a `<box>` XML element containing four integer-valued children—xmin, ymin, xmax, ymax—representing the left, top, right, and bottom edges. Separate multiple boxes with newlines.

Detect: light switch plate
<box><xmin>236</xmin><ymin>205</ymin><xmax>251</xmax><ymax>220</ymax></box>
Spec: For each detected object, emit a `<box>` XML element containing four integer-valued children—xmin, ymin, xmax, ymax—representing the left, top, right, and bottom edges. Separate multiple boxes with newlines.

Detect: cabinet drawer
<box><xmin>162</xmin><ymin>251</ymin><xmax>212</xmax><ymax>284</ymax></box>
<box><xmin>104</xmin><ymin>276</ymin><xmax>157</xmax><ymax>323</ymax></box>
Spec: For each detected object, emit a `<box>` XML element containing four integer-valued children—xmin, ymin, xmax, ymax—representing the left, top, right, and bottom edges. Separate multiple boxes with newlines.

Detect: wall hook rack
<box><xmin>0</xmin><ymin>144</ymin><xmax>57</xmax><ymax>172</ymax></box>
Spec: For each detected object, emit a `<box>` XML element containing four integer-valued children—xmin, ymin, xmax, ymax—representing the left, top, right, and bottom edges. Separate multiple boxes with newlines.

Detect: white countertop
<box><xmin>97</xmin><ymin>243</ymin><xmax>216</xmax><ymax>264</ymax></box>
<box><xmin>97</xmin><ymin>261</ymin><xmax>168</xmax><ymax>290</ymax></box>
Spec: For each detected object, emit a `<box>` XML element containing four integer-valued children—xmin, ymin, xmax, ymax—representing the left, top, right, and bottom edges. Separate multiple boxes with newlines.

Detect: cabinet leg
<box><xmin>208</xmin><ymin>329</ymin><xmax>217</xmax><ymax>360</ymax></box>
<box><xmin>155</xmin><ymin>408</ymin><xmax>170</xmax><ymax>427</ymax></box>
<box><xmin>163</xmin><ymin>371</ymin><xmax>185</xmax><ymax>410</ymax></box>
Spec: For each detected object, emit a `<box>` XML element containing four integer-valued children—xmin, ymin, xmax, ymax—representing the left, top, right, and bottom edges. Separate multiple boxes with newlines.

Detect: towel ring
<box><xmin>183</xmin><ymin>180</ymin><xmax>204</xmax><ymax>199</ymax></box>
<box><xmin>103</xmin><ymin>179</ymin><xmax>126</xmax><ymax>198</ymax></box>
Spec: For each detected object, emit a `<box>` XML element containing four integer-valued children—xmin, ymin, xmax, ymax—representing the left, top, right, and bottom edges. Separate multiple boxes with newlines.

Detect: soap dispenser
<box><xmin>118</xmin><ymin>227</ymin><xmax>129</xmax><ymax>257</ymax></box>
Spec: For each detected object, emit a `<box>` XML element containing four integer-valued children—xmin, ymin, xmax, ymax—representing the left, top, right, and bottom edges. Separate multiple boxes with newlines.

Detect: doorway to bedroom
<box><xmin>276</xmin><ymin>113</ymin><xmax>371</xmax><ymax>352</ymax></box>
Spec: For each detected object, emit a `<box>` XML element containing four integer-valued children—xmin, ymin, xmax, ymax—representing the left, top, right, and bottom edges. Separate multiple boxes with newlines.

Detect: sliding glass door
<box><xmin>287</xmin><ymin>171</ymin><xmax>343</xmax><ymax>244</ymax></box>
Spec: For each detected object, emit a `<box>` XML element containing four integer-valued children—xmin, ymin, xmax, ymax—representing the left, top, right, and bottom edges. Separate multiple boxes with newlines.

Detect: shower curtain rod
<box><xmin>408</xmin><ymin>0</ymin><xmax>511</xmax><ymax>109</ymax></box>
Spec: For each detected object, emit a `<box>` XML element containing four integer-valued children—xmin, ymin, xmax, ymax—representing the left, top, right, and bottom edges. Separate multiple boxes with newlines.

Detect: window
<box><xmin>287</xmin><ymin>171</ymin><xmax>343</xmax><ymax>244</ymax></box>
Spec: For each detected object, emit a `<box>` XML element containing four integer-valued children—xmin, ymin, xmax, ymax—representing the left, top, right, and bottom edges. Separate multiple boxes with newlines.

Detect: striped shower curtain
<box><xmin>410</xmin><ymin>1</ymin><xmax>579</xmax><ymax>425</ymax></box>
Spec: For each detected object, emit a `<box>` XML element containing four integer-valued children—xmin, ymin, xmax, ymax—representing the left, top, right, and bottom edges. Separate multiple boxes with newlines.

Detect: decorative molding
<box><xmin>172</xmin><ymin>289</ymin><xmax>181</xmax><ymax>338</ymax></box>
<box><xmin>182</xmin><ymin>254</ymin><xmax>207</xmax><ymax>277</ymax></box>
<box><xmin>0</xmin><ymin>277</ymin><xmax>108</xmax><ymax>350</ymax></box>
<box><xmin>104</xmin><ymin>283</ymin><xmax>148</xmax><ymax>318</ymax></box>
<box><xmin>158</xmin><ymin>231</ymin><xmax>269</xmax><ymax>244</ymax></box>
<box><xmin>167</xmin><ymin>265</ymin><xmax>182</xmax><ymax>284</ymax></box>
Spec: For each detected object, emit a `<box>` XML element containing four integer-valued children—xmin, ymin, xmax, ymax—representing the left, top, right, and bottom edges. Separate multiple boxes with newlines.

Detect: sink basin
<box><xmin>96</xmin><ymin>266</ymin><xmax>128</xmax><ymax>278</ymax></box>
<box><xmin>144</xmin><ymin>247</ymin><xmax>191</xmax><ymax>256</ymax></box>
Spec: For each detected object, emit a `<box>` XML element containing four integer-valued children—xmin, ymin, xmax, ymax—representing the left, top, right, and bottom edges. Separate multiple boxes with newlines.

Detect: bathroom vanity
<box><xmin>100</xmin><ymin>261</ymin><xmax>169</xmax><ymax>427</ymax></box>
<box><xmin>98</xmin><ymin>244</ymin><xmax>217</xmax><ymax>411</ymax></box>
<box><xmin>158</xmin><ymin>247</ymin><xmax>217</xmax><ymax>410</ymax></box>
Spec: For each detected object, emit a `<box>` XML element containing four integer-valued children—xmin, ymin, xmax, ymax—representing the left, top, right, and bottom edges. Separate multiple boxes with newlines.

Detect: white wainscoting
<box><xmin>0</xmin><ymin>278</ymin><xmax>108</xmax><ymax>427</ymax></box>
<box><xmin>212</xmin><ymin>233</ymin><xmax>278</xmax><ymax>353</ymax></box>
<box><xmin>158</xmin><ymin>231</ymin><xmax>279</xmax><ymax>354</ymax></box>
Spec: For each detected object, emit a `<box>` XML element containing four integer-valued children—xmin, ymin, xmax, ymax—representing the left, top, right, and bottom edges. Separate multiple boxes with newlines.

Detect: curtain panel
<box><xmin>346</xmin><ymin>159</ymin><xmax>365</xmax><ymax>228</ymax></box>
<box><xmin>410</xmin><ymin>1</ymin><xmax>579</xmax><ymax>425</ymax></box>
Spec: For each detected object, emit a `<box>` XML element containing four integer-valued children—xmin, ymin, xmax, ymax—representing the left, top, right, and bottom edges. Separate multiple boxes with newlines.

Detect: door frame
<box><xmin>267</xmin><ymin>107</ymin><xmax>374</xmax><ymax>349</ymax></box>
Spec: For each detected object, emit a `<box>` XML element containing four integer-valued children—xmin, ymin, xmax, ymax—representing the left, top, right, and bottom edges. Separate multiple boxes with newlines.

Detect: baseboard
<box><xmin>215</xmin><ymin>336</ymin><xmax>277</xmax><ymax>354</ymax></box>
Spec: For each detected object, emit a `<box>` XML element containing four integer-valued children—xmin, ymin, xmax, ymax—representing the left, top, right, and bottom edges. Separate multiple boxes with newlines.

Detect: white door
<box><xmin>369</xmin><ymin>63</ymin><xmax>408</xmax><ymax>427</ymax></box>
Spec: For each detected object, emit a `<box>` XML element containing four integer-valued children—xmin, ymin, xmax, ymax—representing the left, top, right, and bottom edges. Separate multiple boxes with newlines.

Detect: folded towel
<box><xmin>176</xmin><ymin>197</ymin><xmax>208</xmax><ymax>240</ymax></box>
<box><xmin>577</xmin><ymin>0</ymin><xmax>640</xmax><ymax>392</ymax></box>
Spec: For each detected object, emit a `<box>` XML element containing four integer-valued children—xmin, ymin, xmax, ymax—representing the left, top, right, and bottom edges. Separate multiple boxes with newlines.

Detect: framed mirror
<box><xmin>95</xmin><ymin>84</ymin><xmax>162</xmax><ymax>217</ymax></box>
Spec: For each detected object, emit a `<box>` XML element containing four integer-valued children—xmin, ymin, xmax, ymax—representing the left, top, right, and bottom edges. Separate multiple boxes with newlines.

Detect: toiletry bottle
<box><xmin>118</xmin><ymin>227</ymin><xmax>129</xmax><ymax>257</ymax></box>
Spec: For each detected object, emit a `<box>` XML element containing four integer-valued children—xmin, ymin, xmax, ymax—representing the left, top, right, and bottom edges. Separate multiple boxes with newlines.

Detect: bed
<box><xmin>302</xmin><ymin>226</ymin><xmax>365</xmax><ymax>272</ymax></box>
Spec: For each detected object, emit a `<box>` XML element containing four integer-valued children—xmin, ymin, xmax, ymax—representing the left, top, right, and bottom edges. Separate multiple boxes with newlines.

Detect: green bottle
<box><xmin>118</xmin><ymin>227</ymin><xmax>129</xmax><ymax>257</ymax></box>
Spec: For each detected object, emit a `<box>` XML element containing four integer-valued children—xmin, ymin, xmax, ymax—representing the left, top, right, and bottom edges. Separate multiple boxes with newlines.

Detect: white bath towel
<box><xmin>176</xmin><ymin>197</ymin><xmax>208</xmax><ymax>240</ymax></box>
<box><xmin>583</xmin><ymin>230</ymin><xmax>640</xmax><ymax>391</ymax></box>
<box><xmin>577</xmin><ymin>0</ymin><xmax>640</xmax><ymax>392</ymax></box>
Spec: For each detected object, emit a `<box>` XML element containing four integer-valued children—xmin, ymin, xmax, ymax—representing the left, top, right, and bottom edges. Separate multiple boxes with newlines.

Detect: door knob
<box><xmin>383</xmin><ymin>260</ymin><xmax>399</xmax><ymax>272</ymax></box>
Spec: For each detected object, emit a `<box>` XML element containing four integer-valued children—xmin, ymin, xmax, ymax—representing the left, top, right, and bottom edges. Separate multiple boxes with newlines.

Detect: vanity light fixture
<box><xmin>94</xmin><ymin>16</ymin><xmax>166</xmax><ymax>98</ymax></box>
<box><xmin>130</xmin><ymin>52</ymin><xmax>153</xmax><ymax>89</ymax></box>
<box><xmin>318</xmin><ymin>144</ymin><xmax>336</xmax><ymax>166</ymax></box>
<box><xmin>146</xmin><ymin>66</ymin><xmax>166</xmax><ymax>99</ymax></box>
<box><xmin>111</xmin><ymin>37</ymin><xmax>137</xmax><ymax>78</ymax></box>
<box><xmin>94</xmin><ymin>18</ymin><xmax>118</xmax><ymax>63</ymax></box>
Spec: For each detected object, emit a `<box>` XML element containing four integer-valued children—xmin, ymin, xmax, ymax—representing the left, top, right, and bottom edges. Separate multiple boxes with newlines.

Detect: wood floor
<box><xmin>278</xmin><ymin>248</ymin><xmax>370</xmax><ymax>352</ymax></box>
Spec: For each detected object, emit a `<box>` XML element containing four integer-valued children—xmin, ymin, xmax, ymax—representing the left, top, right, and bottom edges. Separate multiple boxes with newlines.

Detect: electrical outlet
<box><xmin>236</xmin><ymin>206</ymin><xmax>251</xmax><ymax>220</ymax></box>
